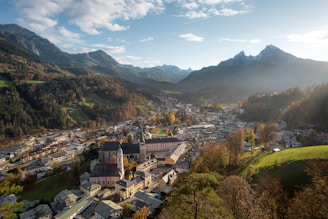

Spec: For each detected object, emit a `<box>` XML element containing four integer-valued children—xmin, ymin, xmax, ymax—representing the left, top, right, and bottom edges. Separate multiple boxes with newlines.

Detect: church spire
<box><xmin>117</xmin><ymin>143</ymin><xmax>124</xmax><ymax>180</ymax></box>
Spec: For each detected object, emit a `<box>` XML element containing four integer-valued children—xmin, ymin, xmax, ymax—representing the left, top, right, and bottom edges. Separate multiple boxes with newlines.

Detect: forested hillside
<box><xmin>0</xmin><ymin>74</ymin><xmax>154</xmax><ymax>138</ymax></box>
<box><xmin>240</xmin><ymin>87</ymin><xmax>304</xmax><ymax>122</ymax></box>
<box><xmin>240</xmin><ymin>84</ymin><xmax>328</xmax><ymax>131</ymax></box>
<box><xmin>283</xmin><ymin>83</ymin><xmax>328</xmax><ymax>130</ymax></box>
<box><xmin>0</xmin><ymin>34</ymin><xmax>156</xmax><ymax>139</ymax></box>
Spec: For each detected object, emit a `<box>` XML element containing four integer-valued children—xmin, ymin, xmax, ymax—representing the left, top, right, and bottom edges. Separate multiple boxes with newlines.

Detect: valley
<box><xmin>0</xmin><ymin>23</ymin><xmax>328</xmax><ymax>219</ymax></box>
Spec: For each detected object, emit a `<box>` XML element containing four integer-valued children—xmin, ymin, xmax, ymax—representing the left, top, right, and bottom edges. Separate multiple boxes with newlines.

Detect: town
<box><xmin>1</xmin><ymin>98</ymin><xmax>327</xmax><ymax>219</ymax></box>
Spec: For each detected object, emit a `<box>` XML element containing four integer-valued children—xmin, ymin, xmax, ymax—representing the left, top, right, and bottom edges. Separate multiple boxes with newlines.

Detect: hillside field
<box><xmin>251</xmin><ymin>145</ymin><xmax>328</xmax><ymax>195</ymax></box>
<box><xmin>253</xmin><ymin>145</ymin><xmax>328</xmax><ymax>169</ymax></box>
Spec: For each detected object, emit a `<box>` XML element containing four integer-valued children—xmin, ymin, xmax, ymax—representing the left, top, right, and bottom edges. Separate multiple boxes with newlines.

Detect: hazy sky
<box><xmin>1</xmin><ymin>0</ymin><xmax>328</xmax><ymax>70</ymax></box>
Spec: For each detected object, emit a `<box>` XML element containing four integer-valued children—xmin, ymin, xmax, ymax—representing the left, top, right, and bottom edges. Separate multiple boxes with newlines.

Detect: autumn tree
<box><xmin>191</xmin><ymin>144</ymin><xmax>229</xmax><ymax>175</ymax></box>
<box><xmin>23</xmin><ymin>172</ymin><xmax>37</xmax><ymax>190</ymax></box>
<box><xmin>124</xmin><ymin>157</ymin><xmax>137</xmax><ymax>178</ymax></box>
<box><xmin>225</xmin><ymin>128</ymin><xmax>244</xmax><ymax>167</ymax></box>
<box><xmin>218</xmin><ymin>175</ymin><xmax>254</xmax><ymax>219</ymax></box>
<box><xmin>158</xmin><ymin>172</ymin><xmax>232</xmax><ymax>219</ymax></box>
<box><xmin>245</xmin><ymin>128</ymin><xmax>256</xmax><ymax>153</ymax></box>
<box><xmin>287</xmin><ymin>178</ymin><xmax>328</xmax><ymax>218</ymax></box>
<box><xmin>0</xmin><ymin>180</ymin><xmax>24</xmax><ymax>219</ymax></box>
<box><xmin>132</xmin><ymin>206</ymin><xmax>151</xmax><ymax>219</ymax></box>
<box><xmin>168</xmin><ymin>112</ymin><xmax>176</xmax><ymax>125</ymax></box>
<box><xmin>251</xmin><ymin>175</ymin><xmax>289</xmax><ymax>219</ymax></box>
<box><xmin>122</xmin><ymin>203</ymin><xmax>132</xmax><ymax>217</ymax></box>
<box><xmin>287</xmin><ymin>160</ymin><xmax>328</xmax><ymax>218</ymax></box>
<box><xmin>258</xmin><ymin>123</ymin><xmax>276</xmax><ymax>148</ymax></box>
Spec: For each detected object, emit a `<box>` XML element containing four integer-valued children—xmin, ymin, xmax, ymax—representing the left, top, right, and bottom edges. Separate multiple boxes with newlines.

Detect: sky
<box><xmin>0</xmin><ymin>0</ymin><xmax>328</xmax><ymax>70</ymax></box>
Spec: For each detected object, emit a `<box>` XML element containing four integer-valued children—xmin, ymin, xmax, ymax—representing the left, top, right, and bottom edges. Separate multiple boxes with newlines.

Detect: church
<box><xmin>90</xmin><ymin>136</ymin><xmax>183</xmax><ymax>188</ymax></box>
<box><xmin>89</xmin><ymin>145</ymin><xmax>125</xmax><ymax>188</ymax></box>
<box><xmin>98</xmin><ymin>137</ymin><xmax>183</xmax><ymax>163</ymax></box>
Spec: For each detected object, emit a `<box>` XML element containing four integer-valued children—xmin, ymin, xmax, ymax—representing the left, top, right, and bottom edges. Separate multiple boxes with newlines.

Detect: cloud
<box><xmin>118</xmin><ymin>56</ymin><xmax>161</xmax><ymax>67</ymax></box>
<box><xmin>92</xmin><ymin>44</ymin><xmax>125</xmax><ymax>54</ymax></box>
<box><xmin>217</xmin><ymin>8</ymin><xmax>247</xmax><ymax>16</ymax></box>
<box><xmin>179</xmin><ymin>0</ymin><xmax>251</xmax><ymax>19</ymax></box>
<box><xmin>140</xmin><ymin>37</ymin><xmax>154</xmax><ymax>42</ymax></box>
<box><xmin>14</xmin><ymin>0</ymin><xmax>165</xmax><ymax>36</ymax></box>
<box><xmin>220</xmin><ymin>37</ymin><xmax>261</xmax><ymax>44</ymax></box>
<box><xmin>201</xmin><ymin>0</ymin><xmax>243</xmax><ymax>5</ymax></box>
<box><xmin>125</xmin><ymin>55</ymin><xmax>143</xmax><ymax>61</ymax></box>
<box><xmin>58</xmin><ymin>26</ymin><xmax>82</xmax><ymax>44</ymax></box>
<box><xmin>185</xmin><ymin>10</ymin><xmax>208</xmax><ymax>19</ymax></box>
<box><xmin>179</xmin><ymin>33</ymin><xmax>204</xmax><ymax>42</ymax></box>
<box><xmin>287</xmin><ymin>30</ymin><xmax>328</xmax><ymax>45</ymax></box>
<box><xmin>13</xmin><ymin>0</ymin><xmax>165</xmax><ymax>54</ymax></box>
<box><xmin>181</xmin><ymin>2</ymin><xmax>199</xmax><ymax>10</ymax></box>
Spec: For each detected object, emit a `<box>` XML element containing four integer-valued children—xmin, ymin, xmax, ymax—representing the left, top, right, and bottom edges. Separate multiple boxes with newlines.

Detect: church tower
<box><xmin>117</xmin><ymin>144</ymin><xmax>125</xmax><ymax>180</ymax></box>
<box><xmin>139</xmin><ymin>130</ymin><xmax>146</xmax><ymax>162</ymax></box>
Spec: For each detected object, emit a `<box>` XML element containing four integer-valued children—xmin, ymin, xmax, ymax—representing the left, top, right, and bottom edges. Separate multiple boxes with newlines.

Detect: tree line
<box><xmin>159</xmin><ymin>128</ymin><xmax>328</xmax><ymax>218</ymax></box>
<box><xmin>240</xmin><ymin>84</ymin><xmax>328</xmax><ymax>131</ymax></box>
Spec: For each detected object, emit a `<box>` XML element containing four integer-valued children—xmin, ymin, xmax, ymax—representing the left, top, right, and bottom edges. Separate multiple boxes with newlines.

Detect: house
<box><xmin>79</xmin><ymin>172</ymin><xmax>90</xmax><ymax>185</ymax></box>
<box><xmin>19</xmin><ymin>204</ymin><xmax>53</xmax><ymax>219</ymax></box>
<box><xmin>145</xmin><ymin>138</ymin><xmax>182</xmax><ymax>158</ymax></box>
<box><xmin>115</xmin><ymin>179</ymin><xmax>135</xmax><ymax>200</ymax></box>
<box><xmin>158</xmin><ymin>169</ymin><xmax>177</xmax><ymax>190</ymax></box>
<box><xmin>164</xmin><ymin>142</ymin><xmax>186</xmax><ymax>166</ymax></box>
<box><xmin>136</xmin><ymin>158</ymin><xmax>158</xmax><ymax>172</ymax></box>
<box><xmin>115</xmin><ymin>171</ymin><xmax>151</xmax><ymax>200</ymax></box>
<box><xmin>54</xmin><ymin>195</ymin><xmax>93</xmax><ymax>219</ymax></box>
<box><xmin>51</xmin><ymin>190</ymin><xmax>82</xmax><ymax>213</ymax></box>
<box><xmin>49</xmin><ymin>151</ymin><xmax>67</xmax><ymax>164</ymax></box>
<box><xmin>131</xmin><ymin>190</ymin><xmax>163</xmax><ymax>215</ymax></box>
<box><xmin>160</xmin><ymin>185</ymin><xmax>173</xmax><ymax>199</ymax></box>
<box><xmin>96</xmin><ymin>188</ymin><xmax>114</xmax><ymax>199</ymax></box>
<box><xmin>0</xmin><ymin>144</ymin><xmax>32</xmax><ymax>159</ymax></box>
<box><xmin>0</xmin><ymin>154</ymin><xmax>8</xmax><ymax>171</ymax></box>
<box><xmin>80</xmin><ymin>183</ymin><xmax>101</xmax><ymax>197</ymax></box>
<box><xmin>94</xmin><ymin>200</ymin><xmax>122</xmax><ymax>219</ymax></box>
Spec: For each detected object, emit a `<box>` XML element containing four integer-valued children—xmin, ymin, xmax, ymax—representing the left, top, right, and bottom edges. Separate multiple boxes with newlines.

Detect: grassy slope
<box><xmin>251</xmin><ymin>145</ymin><xmax>328</xmax><ymax>196</ymax></box>
<box><xmin>19</xmin><ymin>174</ymin><xmax>77</xmax><ymax>202</ymax></box>
<box><xmin>253</xmin><ymin>145</ymin><xmax>328</xmax><ymax>169</ymax></box>
<box><xmin>0</xmin><ymin>79</ymin><xmax>11</xmax><ymax>87</ymax></box>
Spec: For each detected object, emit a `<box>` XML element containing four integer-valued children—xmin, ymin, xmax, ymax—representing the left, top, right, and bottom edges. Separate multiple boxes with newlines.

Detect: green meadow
<box><xmin>251</xmin><ymin>145</ymin><xmax>328</xmax><ymax>195</ymax></box>
<box><xmin>253</xmin><ymin>145</ymin><xmax>328</xmax><ymax>169</ymax></box>
<box><xmin>0</xmin><ymin>80</ymin><xmax>11</xmax><ymax>87</ymax></box>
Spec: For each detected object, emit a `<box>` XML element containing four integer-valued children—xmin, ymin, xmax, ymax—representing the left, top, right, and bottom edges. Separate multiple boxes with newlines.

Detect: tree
<box><xmin>23</xmin><ymin>172</ymin><xmax>37</xmax><ymax>190</ymax></box>
<box><xmin>122</xmin><ymin>203</ymin><xmax>132</xmax><ymax>217</ymax></box>
<box><xmin>191</xmin><ymin>145</ymin><xmax>229</xmax><ymax>175</ymax></box>
<box><xmin>0</xmin><ymin>180</ymin><xmax>23</xmax><ymax>219</ymax></box>
<box><xmin>225</xmin><ymin>128</ymin><xmax>244</xmax><ymax>167</ymax></box>
<box><xmin>286</xmin><ymin>160</ymin><xmax>328</xmax><ymax>218</ymax></box>
<box><xmin>123</xmin><ymin>157</ymin><xmax>136</xmax><ymax>178</ymax></box>
<box><xmin>218</xmin><ymin>175</ymin><xmax>254</xmax><ymax>219</ymax></box>
<box><xmin>251</xmin><ymin>175</ymin><xmax>289</xmax><ymax>219</ymax></box>
<box><xmin>258</xmin><ymin>123</ymin><xmax>276</xmax><ymax>148</ymax></box>
<box><xmin>287</xmin><ymin>179</ymin><xmax>328</xmax><ymax>219</ymax></box>
<box><xmin>168</xmin><ymin>112</ymin><xmax>176</xmax><ymax>125</ymax></box>
<box><xmin>245</xmin><ymin>128</ymin><xmax>256</xmax><ymax>153</ymax></box>
<box><xmin>132</xmin><ymin>206</ymin><xmax>151</xmax><ymax>219</ymax></box>
<box><xmin>158</xmin><ymin>172</ymin><xmax>232</xmax><ymax>219</ymax></box>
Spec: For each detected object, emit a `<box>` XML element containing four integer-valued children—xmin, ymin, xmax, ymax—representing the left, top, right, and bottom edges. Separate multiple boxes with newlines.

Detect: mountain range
<box><xmin>1</xmin><ymin>24</ymin><xmax>328</xmax><ymax>102</ymax></box>
<box><xmin>177</xmin><ymin>45</ymin><xmax>328</xmax><ymax>102</ymax></box>
<box><xmin>0</xmin><ymin>24</ymin><xmax>191</xmax><ymax>84</ymax></box>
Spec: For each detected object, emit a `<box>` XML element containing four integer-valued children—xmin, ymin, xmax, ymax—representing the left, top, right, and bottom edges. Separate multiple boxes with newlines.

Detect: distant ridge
<box><xmin>177</xmin><ymin>45</ymin><xmax>328</xmax><ymax>102</ymax></box>
<box><xmin>0</xmin><ymin>24</ymin><xmax>191</xmax><ymax>83</ymax></box>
